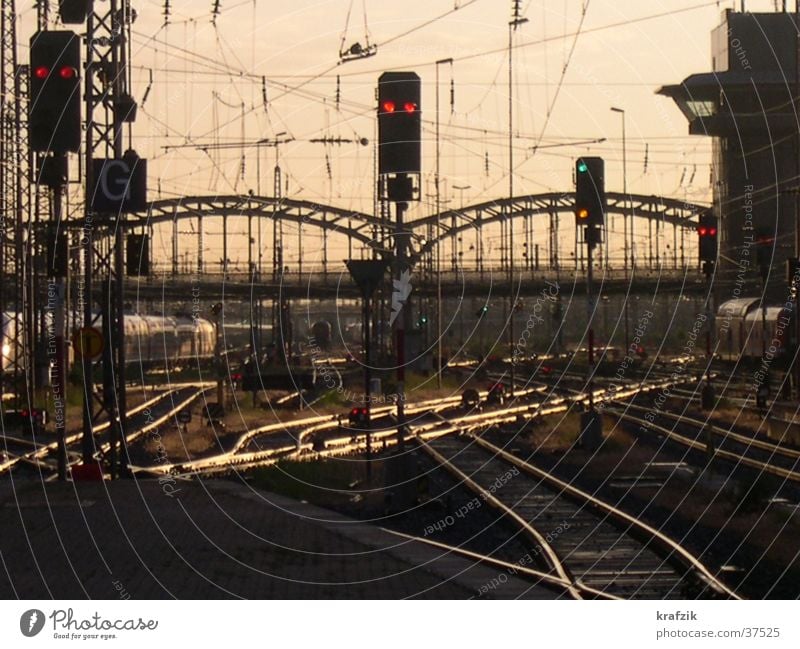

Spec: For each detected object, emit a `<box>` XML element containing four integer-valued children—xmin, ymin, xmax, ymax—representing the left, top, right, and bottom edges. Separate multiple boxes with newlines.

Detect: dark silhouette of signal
<box><xmin>574</xmin><ymin>157</ymin><xmax>605</xmax><ymax>228</ymax></box>
<box><xmin>377</xmin><ymin>71</ymin><xmax>421</xmax><ymax>176</ymax></box>
<box><xmin>698</xmin><ymin>210</ymin><xmax>717</xmax><ymax>276</ymax></box>
<box><xmin>29</xmin><ymin>31</ymin><xmax>81</xmax><ymax>154</ymax></box>
<box><xmin>698</xmin><ymin>211</ymin><xmax>718</xmax><ymax>264</ymax></box>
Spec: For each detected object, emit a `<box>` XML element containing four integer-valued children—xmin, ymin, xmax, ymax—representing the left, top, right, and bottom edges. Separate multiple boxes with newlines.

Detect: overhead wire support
<box><xmin>0</xmin><ymin>0</ymin><xmax>30</xmax><ymax>406</ymax></box>
<box><xmin>141</xmin><ymin>67</ymin><xmax>153</xmax><ymax>106</ymax></box>
<box><xmin>309</xmin><ymin>135</ymin><xmax>369</xmax><ymax>145</ymax></box>
<box><xmin>80</xmin><ymin>0</ymin><xmax>137</xmax><ymax>478</ymax></box>
<box><xmin>338</xmin><ymin>0</ymin><xmax>377</xmax><ymax>64</ymax></box>
<box><xmin>163</xmin><ymin>134</ymin><xmax>371</xmax><ymax>152</ymax></box>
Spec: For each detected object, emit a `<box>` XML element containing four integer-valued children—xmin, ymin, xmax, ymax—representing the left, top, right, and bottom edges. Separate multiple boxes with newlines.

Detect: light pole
<box><xmin>611</xmin><ymin>106</ymin><xmax>630</xmax><ymax>352</ymax></box>
<box><xmin>435</xmin><ymin>57</ymin><xmax>453</xmax><ymax>389</ymax></box>
<box><xmin>508</xmin><ymin>9</ymin><xmax>527</xmax><ymax>397</ymax></box>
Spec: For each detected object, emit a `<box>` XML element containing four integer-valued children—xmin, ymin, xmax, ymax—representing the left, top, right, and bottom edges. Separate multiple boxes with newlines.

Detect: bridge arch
<box><xmin>73</xmin><ymin>191</ymin><xmax>708</xmax><ymax>275</ymax></box>
<box><xmin>416</xmin><ymin>192</ymin><xmax>709</xmax><ymax>270</ymax></box>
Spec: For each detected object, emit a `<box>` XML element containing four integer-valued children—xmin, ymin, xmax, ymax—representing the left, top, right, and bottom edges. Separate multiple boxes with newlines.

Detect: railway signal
<box><xmin>697</xmin><ymin>211</ymin><xmax>718</xmax><ymax>274</ymax></box>
<box><xmin>126</xmin><ymin>233</ymin><xmax>150</xmax><ymax>276</ymax></box>
<box><xmin>4</xmin><ymin>408</ymin><xmax>48</xmax><ymax>434</ymax></box>
<box><xmin>574</xmin><ymin>158</ymin><xmax>604</xmax><ymax>435</ymax></box>
<box><xmin>376</xmin><ymin>72</ymin><xmax>422</xmax><ymax>451</ymax></box>
<box><xmin>755</xmin><ymin>231</ymin><xmax>774</xmax><ymax>281</ymax></box>
<box><xmin>29</xmin><ymin>31</ymin><xmax>81</xmax><ymax>154</ymax></box>
<box><xmin>349</xmin><ymin>406</ymin><xmax>369</xmax><ymax>428</ymax></box>
<box><xmin>377</xmin><ymin>71</ymin><xmax>421</xmax><ymax>184</ymax></box>
<box><xmin>574</xmin><ymin>157</ymin><xmax>605</xmax><ymax>233</ymax></box>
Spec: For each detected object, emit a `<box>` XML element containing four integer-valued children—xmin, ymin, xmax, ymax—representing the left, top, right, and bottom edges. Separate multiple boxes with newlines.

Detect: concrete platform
<box><xmin>0</xmin><ymin>478</ymin><xmax>558</xmax><ymax>599</ymax></box>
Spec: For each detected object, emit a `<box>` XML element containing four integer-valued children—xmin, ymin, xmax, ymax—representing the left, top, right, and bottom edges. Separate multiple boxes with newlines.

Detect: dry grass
<box><xmin>679</xmin><ymin>401</ymin><xmax>800</xmax><ymax>446</ymax></box>
<box><xmin>142</xmin><ymin>424</ymin><xmax>217</xmax><ymax>458</ymax></box>
<box><xmin>524</xmin><ymin>407</ymin><xmax>625</xmax><ymax>451</ymax></box>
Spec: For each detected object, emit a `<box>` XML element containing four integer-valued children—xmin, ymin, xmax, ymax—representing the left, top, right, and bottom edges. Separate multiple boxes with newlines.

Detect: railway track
<box><xmin>669</xmin><ymin>385</ymin><xmax>799</xmax><ymax>424</ymax></box>
<box><xmin>608</xmin><ymin>402</ymin><xmax>800</xmax><ymax>484</ymax></box>
<box><xmin>417</xmin><ymin>432</ymin><xmax>739</xmax><ymax>599</ymax></box>
<box><xmin>0</xmin><ymin>384</ymin><xmax>210</xmax><ymax>478</ymax></box>
<box><xmin>130</xmin><ymin>384</ymin><xmax>554</xmax><ymax>476</ymax></box>
<box><xmin>114</xmin><ymin>374</ymin><xmax>743</xmax><ymax>599</ymax></box>
<box><xmin>143</xmin><ymin>375</ymin><xmax>693</xmax><ymax>479</ymax></box>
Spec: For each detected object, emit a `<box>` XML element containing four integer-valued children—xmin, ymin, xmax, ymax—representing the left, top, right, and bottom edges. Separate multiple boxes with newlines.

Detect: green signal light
<box><xmin>577</xmin><ymin>161</ymin><xmax>588</xmax><ymax>173</ymax></box>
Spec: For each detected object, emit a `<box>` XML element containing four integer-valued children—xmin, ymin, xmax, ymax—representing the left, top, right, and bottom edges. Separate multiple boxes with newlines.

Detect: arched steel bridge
<box><xmin>76</xmin><ymin>191</ymin><xmax>710</xmax><ymax>298</ymax></box>
<box><xmin>120</xmin><ymin>191</ymin><xmax>707</xmax><ymax>243</ymax></box>
<box><xmin>91</xmin><ymin>191</ymin><xmax>708</xmax><ymax>272</ymax></box>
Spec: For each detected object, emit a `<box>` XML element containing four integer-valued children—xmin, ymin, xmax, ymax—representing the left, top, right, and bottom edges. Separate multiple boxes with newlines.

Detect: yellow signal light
<box><xmin>577</xmin><ymin>208</ymin><xmax>589</xmax><ymax>219</ymax></box>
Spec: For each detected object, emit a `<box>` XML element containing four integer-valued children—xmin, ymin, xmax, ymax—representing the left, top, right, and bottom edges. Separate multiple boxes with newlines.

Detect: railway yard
<box><xmin>4</xmin><ymin>352</ymin><xmax>800</xmax><ymax>600</ymax></box>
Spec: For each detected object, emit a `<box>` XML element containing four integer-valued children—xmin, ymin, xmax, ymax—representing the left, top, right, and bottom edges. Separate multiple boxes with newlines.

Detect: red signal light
<box><xmin>34</xmin><ymin>65</ymin><xmax>49</xmax><ymax>79</ymax></box>
<box><xmin>403</xmin><ymin>102</ymin><xmax>416</xmax><ymax>113</ymax></box>
<box><xmin>381</xmin><ymin>100</ymin><xmax>396</xmax><ymax>113</ymax></box>
<box><xmin>58</xmin><ymin>65</ymin><xmax>76</xmax><ymax>79</ymax></box>
<box><xmin>709</xmin><ymin>227</ymin><xmax>717</xmax><ymax>236</ymax></box>
<box><xmin>698</xmin><ymin>227</ymin><xmax>707</xmax><ymax>236</ymax></box>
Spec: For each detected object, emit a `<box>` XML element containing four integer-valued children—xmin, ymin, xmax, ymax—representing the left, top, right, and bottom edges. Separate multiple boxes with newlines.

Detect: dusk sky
<box><xmin>18</xmin><ymin>0</ymin><xmax>787</xmax><ymax>267</ymax></box>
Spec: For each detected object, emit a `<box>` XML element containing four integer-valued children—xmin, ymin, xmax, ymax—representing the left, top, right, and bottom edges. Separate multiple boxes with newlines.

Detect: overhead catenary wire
<box><xmin>132</xmin><ymin>1</ymin><xmax>719</xmax><ymax>207</ymax></box>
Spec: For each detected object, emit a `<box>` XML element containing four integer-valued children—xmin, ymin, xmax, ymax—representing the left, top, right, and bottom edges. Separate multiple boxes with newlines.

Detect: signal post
<box><xmin>377</xmin><ymin>71</ymin><xmax>421</xmax><ymax>450</ymax></box>
<box><xmin>28</xmin><ymin>2</ymin><xmax>146</xmax><ymax>478</ymax></box>
<box><xmin>698</xmin><ymin>211</ymin><xmax>718</xmax><ymax>413</ymax></box>
<box><xmin>755</xmin><ymin>231</ymin><xmax>773</xmax><ymax>409</ymax></box>
<box><xmin>28</xmin><ymin>29</ymin><xmax>81</xmax><ymax>480</ymax></box>
<box><xmin>575</xmin><ymin>157</ymin><xmax>605</xmax><ymax>449</ymax></box>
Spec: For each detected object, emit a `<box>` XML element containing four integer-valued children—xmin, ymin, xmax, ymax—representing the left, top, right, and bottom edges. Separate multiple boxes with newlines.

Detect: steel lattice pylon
<box><xmin>0</xmin><ymin>0</ymin><xmax>37</xmax><ymax>407</ymax></box>
<box><xmin>79</xmin><ymin>0</ymin><xmax>135</xmax><ymax>476</ymax></box>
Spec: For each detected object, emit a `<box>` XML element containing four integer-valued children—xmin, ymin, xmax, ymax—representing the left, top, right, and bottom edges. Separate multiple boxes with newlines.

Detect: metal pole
<box><xmin>52</xmin><ymin>181</ymin><xmax>67</xmax><ymax>481</ymax></box>
<box><xmin>113</xmin><ymin>0</ymin><xmax>129</xmax><ymax>476</ymax></box>
<box><xmin>81</xmin><ymin>6</ymin><xmax>96</xmax><ymax>465</ymax></box>
<box><xmin>794</xmin><ymin>1</ymin><xmax>800</xmax><ymax>397</ymax></box>
<box><xmin>215</xmin><ymin>306</ymin><xmax>224</xmax><ymax>407</ymax></box>
<box><xmin>364</xmin><ymin>293</ymin><xmax>372</xmax><ymax>479</ymax></box>
<box><xmin>587</xmin><ymin>230</ymin><xmax>594</xmax><ymax>409</ymax></box>
<box><xmin>508</xmin><ymin>23</ymin><xmax>514</xmax><ymax>396</ymax></box>
<box><xmin>395</xmin><ymin>197</ymin><xmax>408</xmax><ymax>449</ymax></box>
<box><xmin>622</xmin><ymin>112</ymin><xmax>630</xmax><ymax>352</ymax></box>
<box><xmin>611</xmin><ymin>107</ymin><xmax>629</xmax><ymax>352</ymax></box>
<box><xmin>435</xmin><ymin>58</ymin><xmax>452</xmax><ymax>389</ymax></box>
<box><xmin>508</xmin><ymin>15</ymin><xmax>526</xmax><ymax>396</ymax></box>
